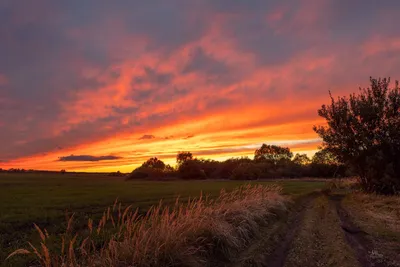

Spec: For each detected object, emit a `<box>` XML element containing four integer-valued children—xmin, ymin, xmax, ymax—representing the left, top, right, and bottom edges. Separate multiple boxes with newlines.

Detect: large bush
<box><xmin>127</xmin><ymin>158</ymin><xmax>175</xmax><ymax>180</ymax></box>
<box><xmin>230</xmin><ymin>163</ymin><xmax>261</xmax><ymax>180</ymax></box>
<box><xmin>314</xmin><ymin>77</ymin><xmax>400</xmax><ymax>194</ymax></box>
<box><xmin>254</xmin><ymin>144</ymin><xmax>293</xmax><ymax>162</ymax></box>
<box><xmin>178</xmin><ymin>160</ymin><xmax>207</xmax><ymax>180</ymax></box>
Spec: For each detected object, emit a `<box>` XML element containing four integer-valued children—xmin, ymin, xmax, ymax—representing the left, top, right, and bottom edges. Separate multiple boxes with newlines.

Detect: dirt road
<box><xmin>228</xmin><ymin>191</ymin><xmax>400</xmax><ymax>267</ymax></box>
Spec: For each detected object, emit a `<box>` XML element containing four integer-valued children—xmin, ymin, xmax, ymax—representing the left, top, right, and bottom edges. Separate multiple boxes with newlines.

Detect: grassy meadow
<box><xmin>0</xmin><ymin>173</ymin><xmax>325</xmax><ymax>266</ymax></box>
<box><xmin>2</xmin><ymin>173</ymin><xmax>399</xmax><ymax>266</ymax></box>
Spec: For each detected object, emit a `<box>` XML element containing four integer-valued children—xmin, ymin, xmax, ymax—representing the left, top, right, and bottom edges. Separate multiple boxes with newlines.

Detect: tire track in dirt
<box><xmin>283</xmin><ymin>193</ymin><xmax>360</xmax><ymax>267</ymax></box>
<box><xmin>330</xmin><ymin>194</ymin><xmax>390</xmax><ymax>267</ymax></box>
<box><xmin>264</xmin><ymin>196</ymin><xmax>314</xmax><ymax>267</ymax></box>
<box><xmin>230</xmin><ymin>192</ymin><xmax>319</xmax><ymax>267</ymax></box>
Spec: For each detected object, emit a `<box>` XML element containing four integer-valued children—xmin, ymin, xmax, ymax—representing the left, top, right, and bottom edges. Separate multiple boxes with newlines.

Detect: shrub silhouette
<box><xmin>254</xmin><ymin>144</ymin><xmax>293</xmax><ymax>163</ymax></box>
<box><xmin>314</xmin><ymin>77</ymin><xmax>400</xmax><ymax>194</ymax></box>
<box><xmin>178</xmin><ymin>159</ymin><xmax>207</xmax><ymax>180</ymax></box>
<box><xmin>176</xmin><ymin>151</ymin><xmax>193</xmax><ymax>165</ymax></box>
<box><xmin>128</xmin><ymin>158</ymin><xmax>173</xmax><ymax>180</ymax></box>
<box><xmin>230</xmin><ymin>163</ymin><xmax>261</xmax><ymax>180</ymax></box>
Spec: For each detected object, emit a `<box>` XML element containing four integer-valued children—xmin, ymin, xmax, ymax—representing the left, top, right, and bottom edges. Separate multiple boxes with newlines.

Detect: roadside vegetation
<box><xmin>6</xmin><ymin>185</ymin><xmax>288</xmax><ymax>267</ymax></box>
<box><xmin>314</xmin><ymin>77</ymin><xmax>400</xmax><ymax>194</ymax></box>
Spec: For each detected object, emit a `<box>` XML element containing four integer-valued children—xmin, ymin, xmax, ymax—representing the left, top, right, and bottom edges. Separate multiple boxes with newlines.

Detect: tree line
<box><xmin>128</xmin><ymin>145</ymin><xmax>349</xmax><ymax>180</ymax></box>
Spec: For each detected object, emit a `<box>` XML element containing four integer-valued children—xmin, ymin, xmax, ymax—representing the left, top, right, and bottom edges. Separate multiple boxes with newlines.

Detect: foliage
<box><xmin>177</xmin><ymin>159</ymin><xmax>207</xmax><ymax>180</ymax></box>
<box><xmin>314</xmin><ymin>77</ymin><xmax>400</xmax><ymax>194</ymax></box>
<box><xmin>128</xmin><ymin>158</ymin><xmax>172</xmax><ymax>180</ymax></box>
<box><xmin>293</xmin><ymin>154</ymin><xmax>311</xmax><ymax>165</ymax></box>
<box><xmin>127</xmin><ymin>149</ymin><xmax>350</xmax><ymax>181</ymax></box>
<box><xmin>311</xmin><ymin>149</ymin><xmax>339</xmax><ymax>165</ymax></box>
<box><xmin>128</xmin><ymin>167</ymin><xmax>168</xmax><ymax>180</ymax></box>
<box><xmin>176</xmin><ymin>151</ymin><xmax>193</xmax><ymax>165</ymax></box>
<box><xmin>141</xmin><ymin>157</ymin><xmax>166</xmax><ymax>170</ymax></box>
<box><xmin>230</xmin><ymin>163</ymin><xmax>261</xmax><ymax>180</ymax></box>
<box><xmin>214</xmin><ymin>157</ymin><xmax>252</xmax><ymax>179</ymax></box>
<box><xmin>254</xmin><ymin>144</ymin><xmax>293</xmax><ymax>162</ymax></box>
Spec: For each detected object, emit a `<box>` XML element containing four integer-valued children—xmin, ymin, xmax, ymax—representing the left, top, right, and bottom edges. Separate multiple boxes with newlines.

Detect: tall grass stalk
<box><xmin>7</xmin><ymin>184</ymin><xmax>287</xmax><ymax>266</ymax></box>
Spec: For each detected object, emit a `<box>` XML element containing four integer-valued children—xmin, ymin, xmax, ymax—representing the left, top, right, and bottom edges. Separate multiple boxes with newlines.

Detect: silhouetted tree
<box><xmin>141</xmin><ymin>157</ymin><xmax>166</xmax><ymax>170</ymax></box>
<box><xmin>176</xmin><ymin>151</ymin><xmax>193</xmax><ymax>164</ymax></box>
<box><xmin>178</xmin><ymin>159</ymin><xmax>206</xmax><ymax>180</ymax></box>
<box><xmin>314</xmin><ymin>77</ymin><xmax>400</xmax><ymax>194</ymax></box>
<box><xmin>164</xmin><ymin>164</ymin><xmax>175</xmax><ymax>172</ymax></box>
<box><xmin>254</xmin><ymin>144</ymin><xmax>293</xmax><ymax>163</ymax></box>
<box><xmin>128</xmin><ymin>158</ymin><xmax>172</xmax><ymax>180</ymax></box>
<box><xmin>230</xmin><ymin>163</ymin><xmax>261</xmax><ymax>180</ymax></box>
<box><xmin>293</xmin><ymin>153</ymin><xmax>311</xmax><ymax>165</ymax></box>
<box><xmin>311</xmin><ymin>149</ymin><xmax>339</xmax><ymax>165</ymax></box>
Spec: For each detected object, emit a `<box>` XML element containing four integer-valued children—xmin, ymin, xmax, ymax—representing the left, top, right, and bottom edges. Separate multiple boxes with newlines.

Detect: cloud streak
<box><xmin>58</xmin><ymin>155</ymin><xmax>122</xmax><ymax>162</ymax></box>
<box><xmin>138</xmin><ymin>134</ymin><xmax>156</xmax><ymax>140</ymax></box>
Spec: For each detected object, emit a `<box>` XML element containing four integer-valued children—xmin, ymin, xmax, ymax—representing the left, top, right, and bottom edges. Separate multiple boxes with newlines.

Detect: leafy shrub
<box><xmin>127</xmin><ymin>167</ymin><xmax>167</xmax><ymax>180</ymax></box>
<box><xmin>230</xmin><ymin>163</ymin><xmax>261</xmax><ymax>180</ymax></box>
<box><xmin>314</xmin><ymin>77</ymin><xmax>400</xmax><ymax>194</ymax></box>
<box><xmin>127</xmin><ymin>157</ymin><xmax>176</xmax><ymax>180</ymax></box>
<box><xmin>178</xmin><ymin>160</ymin><xmax>207</xmax><ymax>180</ymax></box>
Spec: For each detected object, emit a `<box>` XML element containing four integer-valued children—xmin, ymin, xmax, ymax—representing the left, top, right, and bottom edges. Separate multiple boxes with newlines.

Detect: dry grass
<box><xmin>7</xmin><ymin>184</ymin><xmax>287</xmax><ymax>267</ymax></box>
<box><xmin>327</xmin><ymin>177</ymin><xmax>359</xmax><ymax>190</ymax></box>
<box><xmin>343</xmin><ymin>192</ymin><xmax>400</xmax><ymax>267</ymax></box>
<box><xmin>343</xmin><ymin>192</ymin><xmax>400</xmax><ymax>236</ymax></box>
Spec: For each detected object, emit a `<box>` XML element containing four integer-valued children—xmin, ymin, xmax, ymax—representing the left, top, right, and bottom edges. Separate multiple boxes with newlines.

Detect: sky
<box><xmin>1</xmin><ymin>0</ymin><xmax>400</xmax><ymax>172</ymax></box>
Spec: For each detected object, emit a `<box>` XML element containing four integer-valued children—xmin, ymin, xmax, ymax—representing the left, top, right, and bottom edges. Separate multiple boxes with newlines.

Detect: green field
<box><xmin>0</xmin><ymin>173</ymin><xmax>326</xmax><ymax>266</ymax></box>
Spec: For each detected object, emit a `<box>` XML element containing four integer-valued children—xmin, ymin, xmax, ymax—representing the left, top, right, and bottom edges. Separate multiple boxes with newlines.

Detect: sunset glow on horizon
<box><xmin>1</xmin><ymin>1</ymin><xmax>400</xmax><ymax>172</ymax></box>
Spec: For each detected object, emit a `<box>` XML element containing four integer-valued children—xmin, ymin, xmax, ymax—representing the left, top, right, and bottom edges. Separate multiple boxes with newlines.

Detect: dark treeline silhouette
<box><xmin>128</xmin><ymin>145</ymin><xmax>351</xmax><ymax>181</ymax></box>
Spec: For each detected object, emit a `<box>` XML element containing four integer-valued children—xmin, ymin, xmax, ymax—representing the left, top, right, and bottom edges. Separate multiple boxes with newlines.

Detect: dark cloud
<box><xmin>122</xmin><ymin>1</ymin><xmax>208</xmax><ymax>54</ymax></box>
<box><xmin>58</xmin><ymin>155</ymin><xmax>122</xmax><ymax>162</ymax></box>
<box><xmin>133</xmin><ymin>67</ymin><xmax>174</xmax><ymax>86</ymax></box>
<box><xmin>325</xmin><ymin>0</ymin><xmax>400</xmax><ymax>39</ymax></box>
<box><xmin>138</xmin><ymin>134</ymin><xmax>156</xmax><ymax>140</ymax></box>
<box><xmin>111</xmin><ymin>106</ymin><xmax>139</xmax><ymax>115</ymax></box>
<box><xmin>183</xmin><ymin>47</ymin><xmax>229</xmax><ymax>76</ymax></box>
